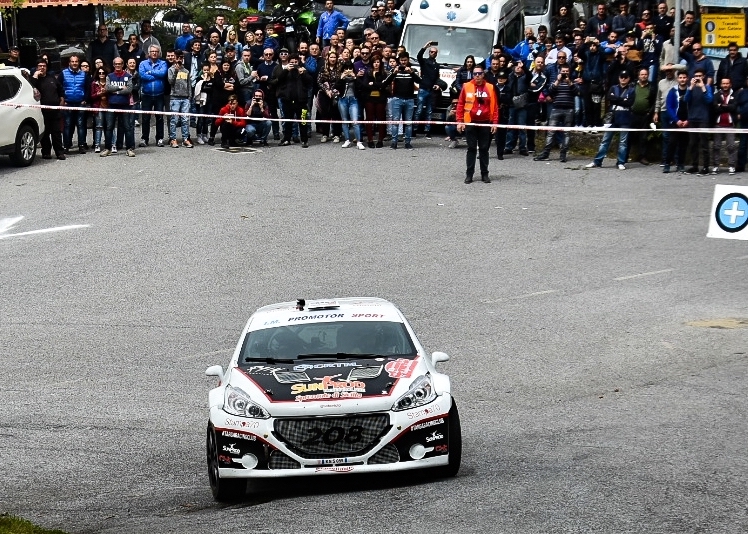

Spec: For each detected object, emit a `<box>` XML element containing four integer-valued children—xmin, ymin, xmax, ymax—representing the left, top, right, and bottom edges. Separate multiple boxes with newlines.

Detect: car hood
<box><xmin>230</xmin><ymin>355</ymin><xmax>425</xmax><ymax>415</ymax></box>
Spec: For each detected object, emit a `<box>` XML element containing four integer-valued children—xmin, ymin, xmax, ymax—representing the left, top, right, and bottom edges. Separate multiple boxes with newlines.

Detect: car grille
<box><xmin>268</xmin><ymin>450</ymin><xmax>301</xmax><ymax>470</ymax></box>
<box><xmin>368</xmin><ymin>444</ymin><xmax>399</xmax><ymax>465</ymax></box>
<box><xmin>274</xmin><ymin>414</ymin><xmax>390</xmax><ymax>459</ymax></box>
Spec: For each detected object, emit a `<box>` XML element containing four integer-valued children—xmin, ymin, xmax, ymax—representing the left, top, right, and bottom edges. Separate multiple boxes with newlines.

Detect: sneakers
<box><xmin>676</xmin><ymin>165</ymin><xmax>685</xmax><ymax>173</ymax></box>
<box><xmin>99</xmin><ymin>149</ymin><xmax>110</xmax><ymax>157</ymax></box>
<box><xmin>710</xmin><ymin>166</ymin><xmax>719</xmax><ymax>175</ymax></box>
<box><xmin>404</xmin><ymin>143</ymin><xmax>413</xmax><ymax>150</ymax></box>
<box><xmin>729</xmin><ymin>166</ymin><xmax>736</xmax><ymax>175</ymax></box>
<box><xmin>183</xmin><ymin>140</ymin><xmax>193</xmax><ymax>148</ymax></box>
<box><xmin>519</xmin><ymin>150</ymin><xmax>529</xmax><ymax>156</ymax></box>
<box><xmin>390</xmin><ymin>142</ymin><xmax>397</xmax><ymax>150</ymax></box>
<box><xmin>320</xmin><ymin>135</ymin><xmax>328</xmax><ymax>143</ymax></box>
<box><xmin>292</xmin><ymin>137</ymin><xmax>301</xmax><ymax>144</ymax></box>
<box><xmin>302</xmin><ymin>141</ymin><xmax>309</xmax><ymax>148</ymax></box>
<box><xmin>533</xmin><ymin>154</ymin><xmax>549</xmax><ymax>161</ymax></box>
<box><xmin>375</xmin><ymin>140</ymin><xmax>383</xmax><ymax>148</ymax></box>
<box><xmin>617</xmin><ymin>164</ymin><xmax>626</xmax><ymax>170</ymax></box>
<box><xmin>585</xmin><ymin>162</ymin><xmax>600</xmax><ymax>168</ymax></box>
<box><xmin>357</xmin><ymin>142</ymin><xmax>366</xmax><ymax>150</ymax></box>
<box><xmin>111</xmin><ymin>146</ymin><xmax>118</xmax><ymax>154</ymax></box>
<box><xmin>139</xmin><ymin>139</ymin><xmax>147</xmax><ymax>147</ymax></box>
<box><xmin>170</xmin><ymin>139</ymin><xmax>179</xmax><ymax>148</ymax></box>
<box><xmin>425</xmin><ymin>133</ymin><xmax>432</xmax><ymax>140</ymax></box>
<box><xmin>481</xmin><ymin>175</ymin><xmax>491</xmax><ymax>183</ymax></box>
<box><xmin>341</xmin><ymin>140</ymin><xmax>352</xmax><ymax>148</ymax></box>
<box><xmin>332</xmin><ymin>136</ymin><xmax>340</xmax><ymax>143</ymax></box>
<box><xmin>464</xmin><ymin>176</ymin><xmax>473</xmax><ymax>184</ymax></box>
<box><xmin>663</xmin><ymin>165</ymin><xmax>670</xmax><ymax>173</ymax></box>
<box><xmin>78</xmin><ymin>146</ymin><xmax>86</xmax><ymax>154</ymax></box>
<box><xmin>697</xmin><ymin>168</ymin><xmax>709</xmax><ymax>176</ymax></box>
<box><xmin>560</xmin><ymin>154</ymin><xmax>567</xmax><ymax>163</ymax></box>
<box><xmin>684</xmin><ymin>167</ymin><xmax>698</xmax><ymax>174</ymax></box>
<box><xmin>196</xmin><ymin>135</ymin><xmax>205</xmax><ymax>145</ymax></box>
<box><xmin>368</xmin><ymin>141</ymin><xmax>375</xmax><ymax>148</ymax></box>
<box><xmin>126</xmin><ymin>148</ymin><xmax>135</xmax><ymax>157</ymax></box>
<box><xmin>279</xmin><ymin>140</ymin><xmax>290</xmax><ymax>146</ymax></box>
<box><xmin>94</xmin><ymin>145</ymin><xmax>101</xmax><ymax>153</ymax></box>
<box><xmin>157</xmin><ymin>139</ymin><xmax>164</xmax><ymax>147</ymax></box>
<box><xmin>207</xmin><ymin>137</ymin><xmax>215</xmax><ymax>146</ymax></box>
<box><xmin>448</xmin><ymin>140</ymin><xmax>458</xmax><ymax>149</ymax></box>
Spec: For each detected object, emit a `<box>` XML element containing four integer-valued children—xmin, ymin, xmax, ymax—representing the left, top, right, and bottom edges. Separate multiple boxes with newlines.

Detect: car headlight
<box><xmin>392</xmin><ymin>374</ymin><xmax>436</xmax><ymax>411</ymax></box>
<box><xmin>350</xmin><ymin>17</ymin><xmax>365</xmax><ymax>28</ymax></box>
<box><xmin>224</xmin><ymin>386</ymin><xmax>270</xmax><ymax>419</ymax></box>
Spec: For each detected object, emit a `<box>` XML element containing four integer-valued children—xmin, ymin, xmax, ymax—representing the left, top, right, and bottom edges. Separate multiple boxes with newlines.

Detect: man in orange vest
<box><xmin>456</xmin><ymin>65</ymin><xmax>499</xmax><ymax>183</ymax></box>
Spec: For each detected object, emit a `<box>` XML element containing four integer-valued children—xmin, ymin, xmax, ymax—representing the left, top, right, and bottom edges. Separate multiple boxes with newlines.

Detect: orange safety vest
<box><xmin>461</xmin><ymin>80</ymin><xmax>499</xmax><ymax>124</ymax></box>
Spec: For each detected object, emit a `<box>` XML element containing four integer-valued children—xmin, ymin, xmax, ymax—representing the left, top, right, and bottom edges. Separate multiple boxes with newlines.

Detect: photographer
<box><xmin>534</xmin><ymin>64</ymin><xmax>578</xmax><ymax>163</ymax></box>
<box><xmin>245</xmin><ymin>89</ymin><xmax>272</xmax><ymax>146</ymax></box>
<box><xmin>683</xmin><ymin>68</ymin><xmax>714</xmax><ymax>174</ymax></box>
<box><xmin>382</xmin><ymin>52</ymin><xmax>423</xmax><ymax>149</ymax></box>
<box><xmin>277</xmin><ymin>54</ymin><xmax>313</xmax><ymax>147</ymax></box>
<box><xmin>167</xmin><ymin>51</ymin><xmax>193</xmax><ymax>148</ymax></box>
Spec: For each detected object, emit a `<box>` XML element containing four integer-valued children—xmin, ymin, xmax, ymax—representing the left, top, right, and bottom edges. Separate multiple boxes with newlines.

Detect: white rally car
<box><xmin>205</xmin><ymin>297</ymin><xmax>461</xmax><ymax>501</ymax></box>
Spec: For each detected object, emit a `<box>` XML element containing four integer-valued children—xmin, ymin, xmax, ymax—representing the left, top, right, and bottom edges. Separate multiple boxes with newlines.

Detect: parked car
<box><xmin>0</xmin><ymin>66</ymin><xmax>44</xmax><ymax>167</ymax></box>
<box><xmin>204</xmin><ymin>297</ymin><xmax>461</xmax><ymax>501</ymax></box>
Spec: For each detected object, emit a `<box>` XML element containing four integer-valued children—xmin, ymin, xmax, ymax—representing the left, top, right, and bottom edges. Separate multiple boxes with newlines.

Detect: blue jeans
<box><xmin>94</xmin><ymin>110</ymin><xmax>115</xmax><ymax>148</ymax></box>
<box><xmin>108</xmin><ymin>108</ymin><xmax>135</xmax><ymax>150</ymax></box>
<box><xmin>63</xmin><ymin>106</ymin><xmax>87</xmax><ymax>148</ymax></box>
<box><xmin>169</xmin><ymin>97</ymin><xmax>190</xmax><ymax>141</ymax></box>
<box><xmin>505</xmin><ymin>106</ymin><xmax>527</xmax><ymax>151</ymax></box>
<box><xmin>416</xmin><ymin>88</ymin><xmax>433</xmax><ymax>132</ymax></box>
<box><xmin>594</xmin><ymin>129</ymin><xmax>629</xmax><ymax>166</ymax></box>
<box><xmin>245</xmin><ymin>119</ymin><xmax>272</xmax><ymax>142</ymax></box>
<box><xmin>390</xmin><ymin>97</ymin><xmax>414</xmax><ymax>143</ymax></box>
<box><xmin>338</xmin><ymin>95</ymin><xmax>361</xmax><ymax>141</ymax></box>
<box><xmin>140</xmin><ymin>93</ymin><xmax>165</xmax><ymax>142</ymax></box>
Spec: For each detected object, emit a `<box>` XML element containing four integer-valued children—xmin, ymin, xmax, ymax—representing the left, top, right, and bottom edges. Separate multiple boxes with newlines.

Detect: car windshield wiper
<box><xmin>296</xmin><ymin>353</ymin><xmax>387</xmax><ymax>360</ymax></box>
<box><xmin>243</xmin><ymin>357</ymin><xmax>295</xmax><ymax>364</ymax></box>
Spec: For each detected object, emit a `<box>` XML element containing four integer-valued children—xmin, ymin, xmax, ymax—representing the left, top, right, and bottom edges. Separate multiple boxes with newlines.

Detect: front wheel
<box><xmin>434</xmin><ymin>400</ymin><xmax>462</xmax><ymax>478</ymax></box>
<box><xmin>206</xmin><ymin>424</ymin><xmax>247</xmax><ymax>502</ymax></box>
<box><xmin>10</xmin><ymin>124</ymin><xmax>37</xmax><ymax>167</ymax></box>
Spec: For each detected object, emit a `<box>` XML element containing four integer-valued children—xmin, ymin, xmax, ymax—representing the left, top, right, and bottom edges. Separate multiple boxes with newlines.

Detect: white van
<box><xmin>524</xmin><ymin>1</ymin><xmax>588</xmax><ymax>37</ymax></box>
<box><xmin>399</xmin><ymin>0</ymin><xmax>523</xmax><ymax>119</ymax></box>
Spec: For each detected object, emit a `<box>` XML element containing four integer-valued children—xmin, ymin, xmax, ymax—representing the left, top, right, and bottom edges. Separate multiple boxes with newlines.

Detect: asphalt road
<box><xmin>1</xmin><ymin>134</ymin><xmax>747</xmax><ymax>534</ymax></box>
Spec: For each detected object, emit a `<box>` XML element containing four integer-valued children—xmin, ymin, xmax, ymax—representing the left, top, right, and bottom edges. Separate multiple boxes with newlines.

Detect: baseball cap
<box><xmin>497</xmin><ymin>69</ymin><xmax>509</xmax><ymax>78</ymax></box>
<box><xmin>619</xmin><ymin>70</ymin><xmax>631</xmax><ymax>78</ymax></box>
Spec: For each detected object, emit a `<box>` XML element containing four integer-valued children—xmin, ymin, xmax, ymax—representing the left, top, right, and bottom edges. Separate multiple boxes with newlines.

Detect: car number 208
<box><xmin>302</xmin><ymin>425</ymin><xmax>364</xmax><ymax>446</ymax></box>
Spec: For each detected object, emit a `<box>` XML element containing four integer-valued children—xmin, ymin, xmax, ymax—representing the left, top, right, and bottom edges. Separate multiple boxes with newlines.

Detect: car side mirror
<box><xmin>431</xmin><ymin>351</ymin><xmax>450</xmax><ymax>365</ymax></box>
<box><xmin>205</xmin><ymin>365</ymin><xmax>224</xmax><ymax>379</ymax></box>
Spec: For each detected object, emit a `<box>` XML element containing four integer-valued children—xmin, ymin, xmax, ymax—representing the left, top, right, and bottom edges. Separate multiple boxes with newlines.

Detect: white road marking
<box><xmin>482</xmin><ymin>290</ymin><xmax>559</xmax><ymax>303</ymax></box>
<box><xmin>613</xmin><ymin>269</ymin><xmax>673</xmax><ymax>281</ymax></box>
<box><xmin>0</xmin><ymin>216</ymin><xmax>89</xmax><ymax>240</ymax></box>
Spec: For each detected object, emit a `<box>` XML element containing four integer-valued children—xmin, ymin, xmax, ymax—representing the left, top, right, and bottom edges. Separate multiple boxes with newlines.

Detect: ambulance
<box><xmin>399</xmin><ymin>0</ymin><xmax>524</xmax><ymax>120</ymax></box>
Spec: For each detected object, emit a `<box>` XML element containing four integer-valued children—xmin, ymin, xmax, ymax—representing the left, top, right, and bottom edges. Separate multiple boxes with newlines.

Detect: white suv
<box><xmin>0</xmin><ymin>66</ymin><xmax>45</xmax><ymax>167</ymax></box>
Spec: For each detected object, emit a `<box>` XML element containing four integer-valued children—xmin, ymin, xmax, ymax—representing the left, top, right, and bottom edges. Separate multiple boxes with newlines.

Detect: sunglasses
<box><xmin>693</xmin><ymin>47</ymin><xmax>702</xmax><ymax>51</ymax></box>
<box><xmin>473</xmin><ymin>71</ymin><xmax>484</xmax><ymax>76</ymax></box>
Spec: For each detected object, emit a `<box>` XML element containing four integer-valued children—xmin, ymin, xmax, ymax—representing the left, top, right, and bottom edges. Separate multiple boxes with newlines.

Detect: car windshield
<box><xmin>401</xmin><ymin>24</ymin><xmax>492</xmax><ymax>66</ymax></box>
<box><xmin>240</xmin><ymin>321</ymin><xmax>416</xmax><ymax>362</ymax></box>
<box><xmin>524</xmin><ymin>0</ymin><xmax>550</xmax><ymax>16</ymax></box>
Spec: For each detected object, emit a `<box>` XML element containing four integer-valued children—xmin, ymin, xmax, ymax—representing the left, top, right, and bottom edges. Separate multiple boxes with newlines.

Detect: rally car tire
<box><xmin>207</xmin><ymin>424</ymin><xmax>247</xmax><ymax>502</ymax></box>
<box><xmin>10</xmin><ymin>124</ymin><xmax>37</xmax><ymax>167</ymax></box>
<box><xmin>434</xmin><ymin>401</ymin><xmax>462</xmax><ymax>478</ymax></box>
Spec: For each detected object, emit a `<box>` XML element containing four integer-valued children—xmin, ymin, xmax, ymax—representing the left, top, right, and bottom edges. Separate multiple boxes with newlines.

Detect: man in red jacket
<box><xmin>456</xmin><ymin>65</ymin><xmax>499</xmax><ymax>183</ymax></box>
<box><xmin>215</xmin><ymin>95</ymin><xmax>247</xmax><ymax>148</ymax></box>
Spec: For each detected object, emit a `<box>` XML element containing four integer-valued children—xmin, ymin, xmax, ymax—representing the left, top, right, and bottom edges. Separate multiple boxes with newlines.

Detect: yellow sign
<box><xmin>702</xmin><ymin>14</ymin><xmax>746</xmax><ymax>47</ymax></box>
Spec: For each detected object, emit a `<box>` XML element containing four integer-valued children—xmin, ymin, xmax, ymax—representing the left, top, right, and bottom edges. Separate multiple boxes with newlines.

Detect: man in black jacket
<box><xmin>383</xmin><ymin>52</ymin><xmax>422</xmax><ymax>149</ymax></box>
<box><xmin>88</xmin><ymin>25</ymin><xmax>120</xmax><ymax>67</ymax></box>
<box><xmin>31</xmin><ymin>58</ymin><xmax>66</xmax><ymax>160</ymax></box>
<box><xmin>717</xmin><ymin>43</ymin><xmax>748</xmax><ymax>93</ymax></box>
<box><xmin>277</xmin><ymin>54</ymin><xmax>313</xmax><ymax>147</ymax></box>
<box><xmin>416</xmin><ymin>41</ymin><xmax>440</xmax><ymax>138</ymax></box>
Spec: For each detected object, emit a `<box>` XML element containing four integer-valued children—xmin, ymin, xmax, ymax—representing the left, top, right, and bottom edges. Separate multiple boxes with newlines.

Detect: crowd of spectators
<box><xmin>11</xmin><ymin>1</ymin><xmax>748</xmax><ymax>175</ymax></box>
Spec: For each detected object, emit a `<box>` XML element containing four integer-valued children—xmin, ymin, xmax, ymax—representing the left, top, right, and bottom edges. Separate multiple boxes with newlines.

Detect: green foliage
<box><xmin>0</xmin><ymin>514</ymin><xmax>69</xmax><ymax>534</ymax></box>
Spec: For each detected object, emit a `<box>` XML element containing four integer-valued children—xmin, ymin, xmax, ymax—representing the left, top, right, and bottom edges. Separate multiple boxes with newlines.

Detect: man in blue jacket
<box><xmin>58</xmin><ymin>55</ymin><xmax>91</xmax><ymax>154</ymax></box>
<box><xmin>316</xmin><ymin>1</ymin><xmax>349</xmax><ymax>47</ymax></box>
<box><xmin>683</xmin><ymin>68</ymin><xmax>714</xmax><ymax>175</ymax></box>
<box><xmin>138</xmin><ymin>45</ymin><xmax>169</xmax><ymax>147</ymax></box>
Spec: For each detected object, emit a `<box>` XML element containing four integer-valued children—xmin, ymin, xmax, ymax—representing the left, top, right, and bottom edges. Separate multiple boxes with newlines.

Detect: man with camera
<box><xmin>683</xmin><ymin>68</ymin><xmax>713</xmax><ymax>174</ymax></box>
<box><xmin>215</xmin><ymin>95</ymin><xmax>247</xmax><ymax>148</ymax></box>
<box><xmin>167</xmin><ymin>50</ymin><xmax>193</xmax><ymax>148</ymax></box>
<box><xmin>534</xmin><ymin>64</ymin><xmax>578</xmax><ymax>163</ymax></box>
<box><xmin>416</xmin><ymin>41</ymin><xmax>441</xmax><ymax>139</ymax></box>
<box><xmin>383</xmin><ymin>52</ymin><xmax>423</xmax><ymax>149</ymax></box>
<box><xmin>245</xmin><ymin>89</ymin><xmax>273</xmax><ymax>146</ymax></box>
<box><xmin>277</xmin><ymin>54</ymin><xmax>313</xmax><ymax>148</ymax></box>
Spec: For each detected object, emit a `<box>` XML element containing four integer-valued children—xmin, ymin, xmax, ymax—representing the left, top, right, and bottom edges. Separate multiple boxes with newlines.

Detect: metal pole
<box><xmin>673</xmin><ymin>0</ymin><xmax>682</xmax><ymax>64</ymax></box>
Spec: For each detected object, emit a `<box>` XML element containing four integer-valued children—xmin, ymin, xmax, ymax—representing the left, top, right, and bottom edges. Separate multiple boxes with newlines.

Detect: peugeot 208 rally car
<box><xmin>205</xmin><ymin>297</ymin><xmax>461</xmax><ymax>501</ymax></box>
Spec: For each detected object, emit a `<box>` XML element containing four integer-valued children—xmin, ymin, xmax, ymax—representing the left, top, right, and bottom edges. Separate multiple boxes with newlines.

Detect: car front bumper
<box><xmin>209</xmin><ymin>394</ymin><xmax>454</xmax><ymax>478</ymax></box>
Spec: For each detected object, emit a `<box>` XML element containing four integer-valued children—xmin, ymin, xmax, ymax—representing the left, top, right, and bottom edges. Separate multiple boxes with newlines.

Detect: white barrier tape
<box><xmin>3</xmin><ymin>101</ymin><xmax>746</xmax><ymax>134</ymax></box>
